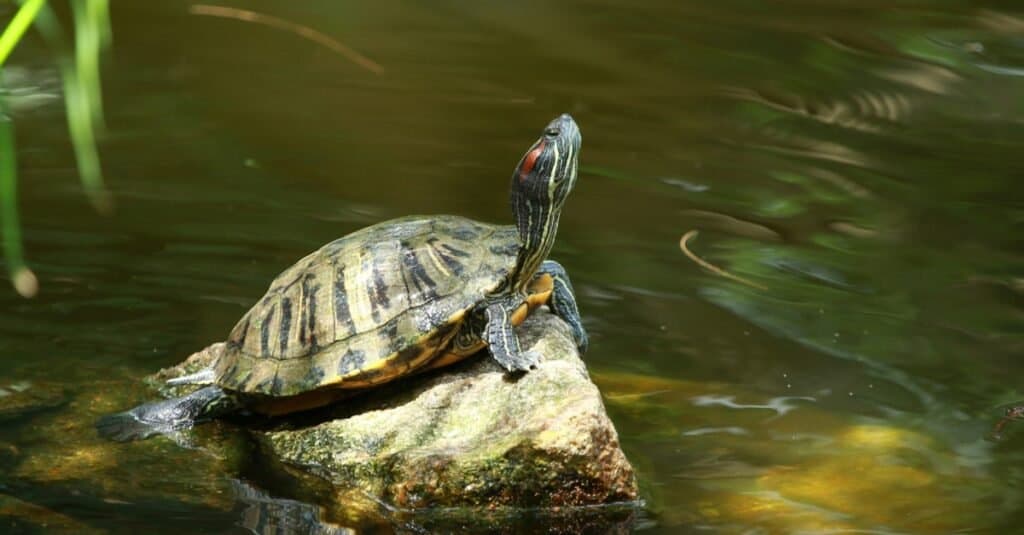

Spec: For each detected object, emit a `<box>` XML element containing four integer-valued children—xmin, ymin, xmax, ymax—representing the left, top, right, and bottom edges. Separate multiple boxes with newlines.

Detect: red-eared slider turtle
<box><xmin>98</xmin><ymin>114</ymin><xmax>587</xmax><ymax>441</ymax></box>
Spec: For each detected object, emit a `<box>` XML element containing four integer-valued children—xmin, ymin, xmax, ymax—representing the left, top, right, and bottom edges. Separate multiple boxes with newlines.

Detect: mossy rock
<box><xmin>260</xmin><ymin>310</ymin><xmax>637</xmax><ymax>509</ymax></box>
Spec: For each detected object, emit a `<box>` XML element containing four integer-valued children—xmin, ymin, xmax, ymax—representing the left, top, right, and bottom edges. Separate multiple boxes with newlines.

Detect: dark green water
<box><xmin>3</xmin><ymin>0</ymin><xmax>1024</xmax><ymax>532</ymax></box>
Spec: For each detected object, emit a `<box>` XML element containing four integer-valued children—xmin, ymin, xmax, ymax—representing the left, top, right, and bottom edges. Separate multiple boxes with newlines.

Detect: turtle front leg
<box><xmin>537</xmin><ymin>260</ymin><xmax>589</xmax><ymax>355</ymax></box>
<box><xmin>484</xmin><ymin>300</ymin><xmax>542</xmax><ymax>372</ymax></box>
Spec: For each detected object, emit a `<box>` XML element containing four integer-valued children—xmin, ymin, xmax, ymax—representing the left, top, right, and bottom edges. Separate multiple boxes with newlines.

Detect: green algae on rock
<box><xmin>152</xmin><ymin>311</ymin><xmax>638</xmax><ymax>509</ymax></box>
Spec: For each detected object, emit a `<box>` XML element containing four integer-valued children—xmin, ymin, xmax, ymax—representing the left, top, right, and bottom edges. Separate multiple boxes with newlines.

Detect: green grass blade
<box><xmin>89</xmin><ymin>0</ymin><xmax>111</xmax><ymax>47</ymax></box>
<box><xmin>72</xmin><ymin>0</ymin><xmax>107</xmax><ymax>133</ymax></box>
<box><xmin>32</xmin><ymin>0</ymin><xmax>112</xmax><ymax>213</ymax></box>
<box><xmin>63</xmin><ymin>69</ymin><xmax>109</xmax><ymax>210</ymax></box>
<box><xmin>0</xmin><ymin>0</ymin><xmax>46</xmax><ymax>66</ymax></box>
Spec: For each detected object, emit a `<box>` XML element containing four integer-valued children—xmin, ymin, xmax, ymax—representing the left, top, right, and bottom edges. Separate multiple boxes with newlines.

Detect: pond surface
<box><xmin>3</xmin><ymin>0</ymin><xmax>1024</xmax><ymax>532</ymax></box>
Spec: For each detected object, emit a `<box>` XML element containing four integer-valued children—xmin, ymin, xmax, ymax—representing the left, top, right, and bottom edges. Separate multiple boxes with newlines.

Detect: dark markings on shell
<box><xmin>298</xmin><ymin>280</ymin><xmax>308</xmax><ymax>344</ymax></box>
<box><xmin>271</xmin><ymin>374</ymin><xmax>284</xmax><ymax>396</ymax></box>
<box><xmin>370</xmin><ymin>258</ymin><xmax>389</xmax><ymax>319</ymax></box>
<box><xmin>303</xmin><ymin>364</ymin><xmax>326</xmax><ymax>386</ymax></box>
<box><xmin>222</xmin><ymin>361</ymin><xmax>240</xmax><ymax>382</ymax></box>
<box><xmin>395</xmin><ymin>344</ymin><xmax>422</xmax><ymax>366</ymax></box>
<box><xmin>338</xmin><ymin>349</ymin><xmax>367</xmax><ymax>376</ymax></box>
<box><xmin>333</xmin><ymin>265</ymin><xmax>354</xmax><ymax>336</ymax></box>
<box><xmin>382</xmin><ymin>320</ymin><xmax>400</xmax><ymax>341</ymax></box>
<box><xmin>301</xmin><ymin>273</ymin><xmax>320</xmax><ymax>351</ymax></box>
<box><xmin>260</xmin><ymin>308</ymin><xmax>276</xmax><ymax>356</ymax></box>
<box><xmin>400</xmin><ymin>241</ymin><xmax>437</xmax><ymax>299</ymax></box>
<box><xmin>231</xmin><ymin>316</ymin><xmax>250</xmax><ymax>350</ymax></box>
<box><xmin>441</xmin><ymin>242</ymin><xmax>470</xmax><ymax>258</ymax></box>
<box><xmin>279</xmin><ymin>297</ymin><xmax>293</xmax><ymax>355</ymax></box>
<box><xmin>378</xmin><ymin>319</ymin><xmax>404</xmax><ymax>358</ymax></box>
<box><xmin>450</xmin><ymin>226</ymin><xmax>478</xmax><ymax>240</ymax></box>
<box><xmin>489</xmin><ymin>241</ymin><xmax>519</xmax><ymax>257</ymax></box>
<box><xmin>254</xmin><ymin>377</ymin><xmax>273</xmax><ymax>394</ymax></box>
<box><xmin>397</xmin><ymin>252</ymin><xmax>414</xmax><ymax>306</ymax></box>
<box><xmin>427</xmin><ymin>237</ymin><xmax>466</xmax><ymax>276</ymax></box>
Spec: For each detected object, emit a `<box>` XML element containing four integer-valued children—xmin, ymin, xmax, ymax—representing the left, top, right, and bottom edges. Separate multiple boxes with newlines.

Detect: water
<box><xmin>3</xmin><ymin>0</ymin><xmax>1024</xmax><ymax>532</ymax></box>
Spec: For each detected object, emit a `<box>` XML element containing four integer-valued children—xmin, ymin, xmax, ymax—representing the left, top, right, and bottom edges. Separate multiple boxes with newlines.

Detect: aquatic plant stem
<box><xmin>679</xmin><ymin>230</ymin><xmax>767</xmax><ymax>290</ymax></box>
<box><xmin>0</xmin><ymin>112</ymin><xmax>37</xmax><ymax>297</ymax></box>
<box><xmin>189</xmin><ymin>4</ymin><xmax>383</xmax><ymax>74</ymax></box>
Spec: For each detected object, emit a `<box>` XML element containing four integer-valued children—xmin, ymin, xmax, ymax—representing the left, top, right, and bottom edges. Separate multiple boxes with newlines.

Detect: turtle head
<box><xmin>511</xmin><ymin>113</ymin><xmax>581</xmax><ymax>211</ymax></box>
<box><xmin>508</xmin><ymin>114</ymin><xmax>581</xmax><ymax>287</ymax></box>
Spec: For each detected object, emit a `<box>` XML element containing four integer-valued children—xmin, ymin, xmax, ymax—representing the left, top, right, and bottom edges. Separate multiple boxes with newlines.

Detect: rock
<box><xmin>153</xmin><ymin>310</ymin><xmax>638</xmax><ymax>510</ymax></box>
<box><xmin>145</xmin><ymin>343</ymin><xmax>225</xmax><ymax>399</ymax></box>
<box><xmin>263</xmin><ymin>310</ymin><xmax>637</xmax><ymax>509</ymax></box>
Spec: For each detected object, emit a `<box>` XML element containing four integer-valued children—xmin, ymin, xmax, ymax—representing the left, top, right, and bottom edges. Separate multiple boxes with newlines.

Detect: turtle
<box><xmin>97</xmin><ymin>114</ymin><xmax>588</xmax><ymax>442</ymax></box>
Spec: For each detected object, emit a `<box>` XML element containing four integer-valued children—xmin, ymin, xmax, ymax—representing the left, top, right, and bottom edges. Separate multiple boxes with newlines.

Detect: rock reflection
<box><xmin>233</xmin><ymin>479</ymin><xmax>354</xmax><ymax>535</ymax></box>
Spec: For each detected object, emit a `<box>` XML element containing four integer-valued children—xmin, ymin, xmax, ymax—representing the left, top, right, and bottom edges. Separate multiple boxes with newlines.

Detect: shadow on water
<box><xmin>3</xmin><ymin>0</ymin><xmax>1024</xmax><ymax>533</ymax></box>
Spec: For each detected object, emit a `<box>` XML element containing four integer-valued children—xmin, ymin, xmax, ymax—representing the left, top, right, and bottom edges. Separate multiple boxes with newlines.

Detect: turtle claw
<box><xmin>497</xmin><ymin>349</ymin><xmax>544</xmax><ymax>373</ymax></box>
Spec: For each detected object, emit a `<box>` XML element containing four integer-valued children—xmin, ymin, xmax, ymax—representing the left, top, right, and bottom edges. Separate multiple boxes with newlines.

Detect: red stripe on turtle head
<box><xmin>519</xmin><ymin>140</ymin><xmax>545</xmax><ymax>182</ymax></box>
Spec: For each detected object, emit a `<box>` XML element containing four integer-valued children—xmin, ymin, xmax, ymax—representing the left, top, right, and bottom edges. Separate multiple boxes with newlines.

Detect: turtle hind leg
<box><xmin>95</xmin><ymin>386</ymin><xmax>241</xmax><ymax>442</ymax></box>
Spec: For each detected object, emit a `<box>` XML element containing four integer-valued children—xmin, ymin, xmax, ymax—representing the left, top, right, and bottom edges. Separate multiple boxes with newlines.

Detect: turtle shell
<box><xmin>213</xmin><ymin>215</ymin><xmax>522</xmax><ymax>397</ymax></box>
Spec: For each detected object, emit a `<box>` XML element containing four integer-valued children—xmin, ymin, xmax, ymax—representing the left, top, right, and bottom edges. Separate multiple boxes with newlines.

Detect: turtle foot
<box><xmin>96</xmin><ymin>386</ymin><xmax>233</xmax><ymax>442</ymax></box>
<box><xmin>496</xmin><ymin>349</ymin><xmax>544</xmax><ymax>373</ymax></box>
<box><xmin>95</xmin><ymin>408</ymin><xmax>171</xmax><ymax>442</ymax></box>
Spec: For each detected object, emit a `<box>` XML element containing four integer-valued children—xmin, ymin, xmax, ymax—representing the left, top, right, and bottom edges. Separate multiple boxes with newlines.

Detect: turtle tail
<box><xmin>95</xmin><ymin>386</ymin><xmax>242</xmax><ymax>442</ymax></box>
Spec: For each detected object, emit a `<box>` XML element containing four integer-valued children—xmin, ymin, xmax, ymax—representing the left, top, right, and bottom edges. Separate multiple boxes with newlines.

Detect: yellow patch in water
<box><xmin>750</xmin><ymin>423</ymin><xmax>983</xmax><ymax>533</ymax></box>
<box><xmin>715</xmin><ymin>493</ymin><xmax>858</xmax><ymax>533</ymax></box>
<box><xmin>836</xmin><ymin>424</ymin><xmax>932</xmax><ymax>450</ymax></box>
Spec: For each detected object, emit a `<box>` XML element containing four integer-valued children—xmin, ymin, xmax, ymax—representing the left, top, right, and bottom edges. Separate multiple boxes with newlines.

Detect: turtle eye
<box><xmin>544</xmin><ymin>127</ymin><xmax>559</xmax><ymax>138</ymax></box>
